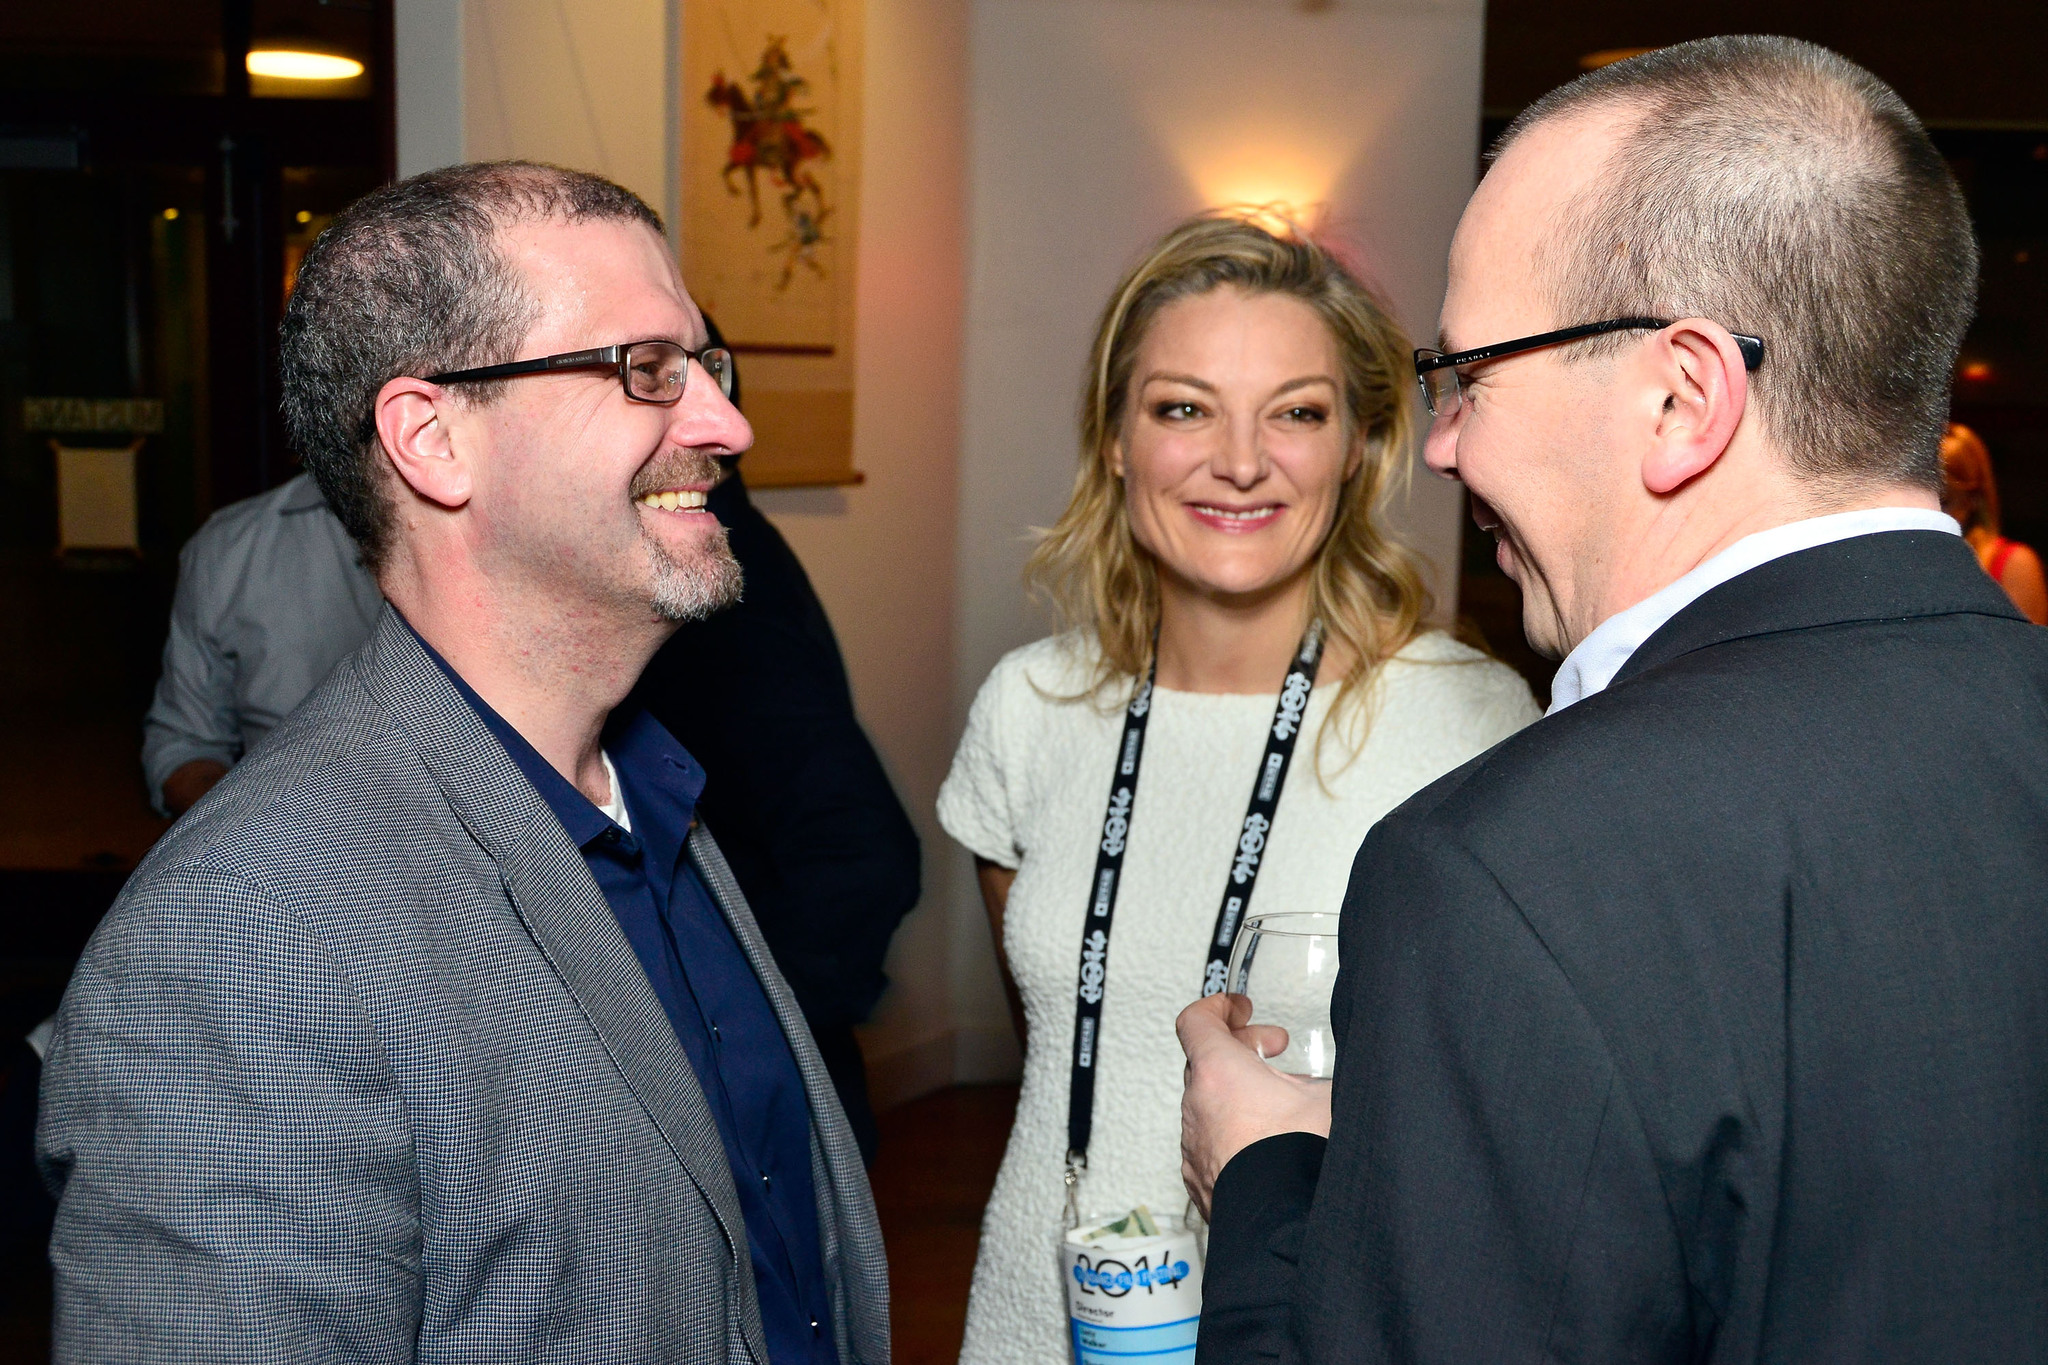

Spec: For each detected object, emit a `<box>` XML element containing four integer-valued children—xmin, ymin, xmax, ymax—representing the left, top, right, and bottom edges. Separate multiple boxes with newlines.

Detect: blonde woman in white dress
<box><xmin>937</xmin><ymin>214</ymin><xmax>1541</xmax><ymax>1365</ymax></box>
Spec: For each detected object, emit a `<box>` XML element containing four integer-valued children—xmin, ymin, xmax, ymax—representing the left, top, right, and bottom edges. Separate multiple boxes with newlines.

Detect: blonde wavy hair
<box><xmin>1026</xmin><ymin>210</ymin><xmax>1433</xmax><ymax>769</ymax></box>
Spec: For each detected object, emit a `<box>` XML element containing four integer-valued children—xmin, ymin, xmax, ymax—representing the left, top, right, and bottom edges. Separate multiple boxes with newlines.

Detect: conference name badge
<box><xmin>1061</xmin><ymin>1206</ymin><xmax>1204</xmax><ymax>1365</ymax></box>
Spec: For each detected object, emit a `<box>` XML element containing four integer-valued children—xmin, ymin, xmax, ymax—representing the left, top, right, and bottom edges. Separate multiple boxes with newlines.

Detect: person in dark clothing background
<box><xmin>636</xmin><ymin>319</ymin><xmax>920</xmax><ymax>1165</ymax></box>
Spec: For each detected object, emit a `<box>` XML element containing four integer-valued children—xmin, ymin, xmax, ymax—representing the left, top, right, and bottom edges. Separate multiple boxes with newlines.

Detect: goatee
<box><xmin>649</xmin><ymin>526</ymin><xmax>743</xmax><ymax>622</ymax></box>
<box><xmin>633</xmin><ymin>447</ymin><xmax>746</xmax><ymax>622</ymax></box>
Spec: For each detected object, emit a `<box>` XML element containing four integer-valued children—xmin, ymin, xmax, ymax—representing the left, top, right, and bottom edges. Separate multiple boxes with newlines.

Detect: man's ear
<box><xmin>373</xmin><ymin>377</ymin><xmax>471</xmax><ymax>510</ymax></box>
<box><xmin>1640</xmin><ymin>320</ymin><xmax>1751</xmax><ymax>496</ymax></box>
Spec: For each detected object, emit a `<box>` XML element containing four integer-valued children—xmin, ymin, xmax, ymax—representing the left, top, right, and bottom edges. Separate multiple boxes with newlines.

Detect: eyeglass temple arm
<box><xmin>425</xmin><ymin>346</ymin><xmax>623</xmax><ymax>385</ymax></box>
<box><xmin>1417</xmin><ymin>320</ymin><xmax>1764</xmax><ymax>374</ymax></box>
<box><xmin>538</xmin><ymin>346</ymin><xmax>625</xmax><ymax>371</ymax></box>
<box><xmin>1418</xmin><ymin>316</ymin><xmax>1671</xmax><ymax>373</ymax></box>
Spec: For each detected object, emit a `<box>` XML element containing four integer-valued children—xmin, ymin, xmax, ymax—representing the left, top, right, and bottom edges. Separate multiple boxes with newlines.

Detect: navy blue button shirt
<box><xmin>415</xmin><ymin>628</ymin><xmax>839</xmax><ymax>1365</ymax></box>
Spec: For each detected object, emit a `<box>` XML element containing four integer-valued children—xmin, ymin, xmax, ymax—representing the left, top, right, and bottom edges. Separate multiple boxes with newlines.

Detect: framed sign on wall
<box><xmin>682</xmin><ymin>0</ymin><xmax>864</xmax><ymax>487</ymax></box>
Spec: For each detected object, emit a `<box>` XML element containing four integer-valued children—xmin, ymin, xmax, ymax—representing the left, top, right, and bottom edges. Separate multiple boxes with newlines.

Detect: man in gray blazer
<box><xmin>38</xmin><ymin>161</ymin><xmax>889</xmax><ymax>1363</ymax></box>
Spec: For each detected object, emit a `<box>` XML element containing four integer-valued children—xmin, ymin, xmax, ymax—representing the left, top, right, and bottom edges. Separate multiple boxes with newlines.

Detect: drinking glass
<box><xmin>1224</xmin><ymin>911</ymin><xmax>1340</xmax><ymax>1078</ymax></box>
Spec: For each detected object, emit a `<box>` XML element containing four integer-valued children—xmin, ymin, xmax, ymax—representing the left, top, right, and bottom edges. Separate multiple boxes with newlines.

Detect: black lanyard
<box><xmin>1063</xmin><ymin>622</ymin><xmax>1326</xmax><ymax>1209</ymax></box>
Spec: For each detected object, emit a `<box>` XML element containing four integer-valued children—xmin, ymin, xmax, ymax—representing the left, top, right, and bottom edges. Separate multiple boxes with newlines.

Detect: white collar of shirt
<box><xmin>598</xmin><ymin>750</ymin><xmax>633</xmax><ymax>832</ymax></box>
<box><xmin>1546</xmin><ymin>506</ymin><xmax>1960</xmax><ymax>715</ymax></box>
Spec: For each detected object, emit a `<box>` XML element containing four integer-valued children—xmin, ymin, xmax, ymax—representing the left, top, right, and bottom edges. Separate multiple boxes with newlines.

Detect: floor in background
<box><xmin>871</xmin><ymin>1084</ymin><xmax>1018</xmax><ymax>1365</ymax></box>
<box><xmin>0</xmin><ymin>711</ymin><xmax>168</xmax><ymax>872</ymax></box>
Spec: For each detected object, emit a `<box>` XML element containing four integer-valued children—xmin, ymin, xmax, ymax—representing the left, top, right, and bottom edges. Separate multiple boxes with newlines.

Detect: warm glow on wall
<box><xmin>1141</xmin><ymin>66</ymin><xmax>1400</xmax><ymax>249</ymax></box>
<box><xmin>1207</xmin><ymin>200</ymin><xmax>1324</xmax><ymax>239</ymax></box>
<box><xmin>1179</xmin><ymin>143</ymin><xmax>1349</xmax><ymax>234</ymax></box>
<box><xmin>246</xmin><ymin>49</ymin><xmax>365</xmax><ymax>81</ymax></box>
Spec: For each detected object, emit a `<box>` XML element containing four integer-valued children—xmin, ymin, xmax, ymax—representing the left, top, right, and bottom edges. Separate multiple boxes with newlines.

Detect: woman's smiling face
<box><xmin>1113</xmin><ymin>286</ymin><xmax>1357</xmax><ymax>604</ymax></box>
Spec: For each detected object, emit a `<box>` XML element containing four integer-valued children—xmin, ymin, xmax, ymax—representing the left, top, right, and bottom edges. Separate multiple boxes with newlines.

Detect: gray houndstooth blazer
<box><xmin>37</xmin><ymin>606</ymin><xmax>890</xmax><ymax>1363</ymax></box>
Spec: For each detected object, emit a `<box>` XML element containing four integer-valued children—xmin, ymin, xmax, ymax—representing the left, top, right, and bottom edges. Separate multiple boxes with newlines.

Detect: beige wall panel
<box><xmin>463</xmin><ymin>0</ymin><xmax>672</xmax><ymax>215</ymax></box>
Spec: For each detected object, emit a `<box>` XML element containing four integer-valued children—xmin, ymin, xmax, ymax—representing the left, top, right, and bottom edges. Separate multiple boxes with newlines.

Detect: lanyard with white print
<box><xmin>1063</xmin><ymin>621</ymin><xmax>1325</xmax><ymax>1221</ymax></box>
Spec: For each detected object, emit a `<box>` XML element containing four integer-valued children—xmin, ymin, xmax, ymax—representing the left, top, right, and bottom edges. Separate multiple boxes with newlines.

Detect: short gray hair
<box><xmin>278</xmin><ymin>161</ymin><xmax>665</xmax><ymax>570</ymax></box>
<box><xmin>1495</xmin><ymin>36</ymin><xmax>1977</xmax><ymax>494</ymax></box>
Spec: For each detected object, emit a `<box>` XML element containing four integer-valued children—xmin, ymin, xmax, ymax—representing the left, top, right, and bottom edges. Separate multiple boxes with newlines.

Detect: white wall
<box><xmin>393</xmin><ymin>0</ymin><xmax>676</xmax><ymax>226</ymax></box>
<box><xmin>393</xmin><ymin>0</ymin><xmax>464</xmax><ymax>178</ymax></box>
<box><xmin>751</xmin><ymin>0</ymin><xmax>982</xmax><ymax>1106</ymax></box>
<box><xmin>465</xmin><ymin>0</ymin><xmax>674</xmax><ymax>221</ymax></box>
<box><xmin>390</xmin><ymin>0</ymin><xmax>1484</xmax><ymax>1107</ymax></box>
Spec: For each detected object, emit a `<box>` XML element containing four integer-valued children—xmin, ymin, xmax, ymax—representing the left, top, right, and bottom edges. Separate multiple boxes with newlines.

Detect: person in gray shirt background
<box><xmin>141</xmin><ymin>469</ymin><xmax>381</xmax><ymax>815</ymax></box>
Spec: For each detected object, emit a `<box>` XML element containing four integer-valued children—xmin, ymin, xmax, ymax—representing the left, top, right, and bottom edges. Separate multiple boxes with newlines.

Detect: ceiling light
<box><xmin>247</xmin><ymin>48</ymin><xmax>365</xmax><ymax>80</ymax></box>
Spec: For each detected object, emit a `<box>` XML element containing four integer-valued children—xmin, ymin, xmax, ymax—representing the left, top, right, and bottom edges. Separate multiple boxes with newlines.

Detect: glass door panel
<box><xmin>0</xmin><ymin>163</ymin><xmax>211</xmax><ymax>870</ymax></box>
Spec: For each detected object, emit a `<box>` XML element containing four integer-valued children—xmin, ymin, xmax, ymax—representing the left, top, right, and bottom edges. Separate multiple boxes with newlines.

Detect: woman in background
<box><xmin>1942</xmin><ymin>422</ymin><xmax>2047</xmax><ymax>624</ymax></box>
<box><xmin>937</xmin><ymin>214</ymin><xmax>1539</xmax><ymax>1365</ymax></box>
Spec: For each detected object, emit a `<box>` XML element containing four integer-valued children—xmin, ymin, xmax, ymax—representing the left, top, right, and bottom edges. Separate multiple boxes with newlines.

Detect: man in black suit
<box><xmin>1179</xmin><ymin>35</ymin><xmax>2048</xmax><ymax>1363</ymax></box>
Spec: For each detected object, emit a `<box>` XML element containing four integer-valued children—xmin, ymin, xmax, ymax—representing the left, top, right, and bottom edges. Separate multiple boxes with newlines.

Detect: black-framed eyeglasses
<box><xmin>1413</xmin><ymin>316</ymin><xmax>1765</xmax><ymax>419</ymax></box>
<box><xmin>423</xmin><ymin>340</ymin><xmax>735</xmax><ymax>405</ymax></box>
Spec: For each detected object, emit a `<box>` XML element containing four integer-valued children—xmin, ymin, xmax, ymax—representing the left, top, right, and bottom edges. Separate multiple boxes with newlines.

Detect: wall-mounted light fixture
<box><xmin>1183</xmin><ymin>150</ymin><xmax>1343</xmax><ymax>233</ymax></box>
<box><xmin>1144</xmin><ymin>70</ymin><xmax>1379</xmax><ymax>242</ymax></box>
<box><xmin>1210</xmin><ymin>201</ymin><xmax>1324</xmax><ymax>240</ymax></box>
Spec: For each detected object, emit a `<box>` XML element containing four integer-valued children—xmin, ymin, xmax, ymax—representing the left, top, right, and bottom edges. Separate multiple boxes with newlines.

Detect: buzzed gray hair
<box><xmin>1495</xmin><ymin>35</ymin><xmax>1977</xmax><ymax>494</ymax></box>
<box><xmin>278</xmin><ymin>161</ymin><xmax>665</xmax><ymax>570</ymax></box>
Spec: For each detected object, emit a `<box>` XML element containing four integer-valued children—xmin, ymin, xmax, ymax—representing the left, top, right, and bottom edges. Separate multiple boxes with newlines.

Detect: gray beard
<box><xmin>648</xmin><ymin>521</ymin><xmax>744</xmax><ymax>622</ymax></box>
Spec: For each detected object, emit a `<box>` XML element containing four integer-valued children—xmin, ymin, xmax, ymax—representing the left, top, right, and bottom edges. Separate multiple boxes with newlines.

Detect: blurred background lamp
<box><xmin>246</xmin><ymin>45</ymin><xmax>364</xmax><ymax>81</ymax></box>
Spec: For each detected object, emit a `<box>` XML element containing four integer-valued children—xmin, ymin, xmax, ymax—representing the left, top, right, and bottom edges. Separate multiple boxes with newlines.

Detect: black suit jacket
<box><xmin>1202</xmin><ymin>531</ymin><xmax>2048</xmax><ymax>1363</ymax></box>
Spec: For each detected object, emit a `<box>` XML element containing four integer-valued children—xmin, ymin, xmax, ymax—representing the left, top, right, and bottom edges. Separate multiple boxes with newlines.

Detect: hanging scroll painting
<box><xmin>683</xmin><ymin>0</ymin><xmax>862</xmax><ymax>486</ymax></box>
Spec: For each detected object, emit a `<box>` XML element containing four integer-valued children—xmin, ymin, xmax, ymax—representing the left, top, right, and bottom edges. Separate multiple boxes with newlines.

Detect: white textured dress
<box><xmin>937</xmin><ymin>630</ymin><xmax>1540</xmax><ymax>1365</ymax></box>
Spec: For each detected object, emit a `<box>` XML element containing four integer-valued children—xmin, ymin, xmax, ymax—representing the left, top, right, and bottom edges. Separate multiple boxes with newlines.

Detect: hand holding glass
<box><xmin>1223</xmin><ymin>911</ymin><xmax>1339</xmax><ymax>1078</ymax></box>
